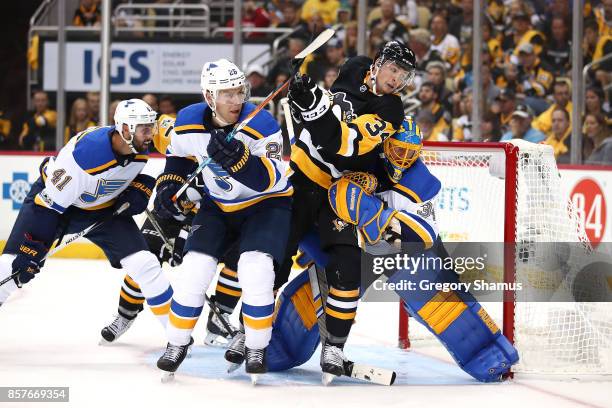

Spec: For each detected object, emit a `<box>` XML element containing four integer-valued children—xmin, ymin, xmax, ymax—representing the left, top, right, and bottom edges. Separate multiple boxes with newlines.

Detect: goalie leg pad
<box><xmin>388</xmin><ymin>247</ymin><xmax>519</xmax><ymax>382</ymax></box>
<box><xmin>267</xmin><ymin>270</ymin><xmax>321</xmax><ymax>371</ymax></box>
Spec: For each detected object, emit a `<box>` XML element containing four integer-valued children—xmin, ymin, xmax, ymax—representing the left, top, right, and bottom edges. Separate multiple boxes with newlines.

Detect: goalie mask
<box><xmin>201</xmin><ymin>59</ymin><xmax>250</xmax><ymax>125</ymax></box>
<box><xmin>370</xmin><ymin>41</ymin><xmax>416</xmax><ymax>95</ymax></box>
<box><xmin>114</xmin><ymin>99</ymin><xmax>158</xmax><ymax>154</ymax></box>
<box><xmin>383</xmin><ymin>117</ymin><xmax>423</xmax><ymax>183</ymax></box>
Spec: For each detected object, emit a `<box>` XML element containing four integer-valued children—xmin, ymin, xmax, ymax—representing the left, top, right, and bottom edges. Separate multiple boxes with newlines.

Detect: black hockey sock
<box><xmin>118</xmin><ymin>274</ymin><xmax>144</xmax><ymax>320</ymax></box>
<box><xmin>213</xmin><ymin>266</ymin><xmax>241</xmax><ymax>314</ymax></box>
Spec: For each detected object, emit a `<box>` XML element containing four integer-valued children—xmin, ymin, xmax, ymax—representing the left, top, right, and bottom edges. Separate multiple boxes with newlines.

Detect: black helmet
<box><xmin>375</xmin><ymin>41</ymin><xmax>416</xmax><ymax>72</ymax></box>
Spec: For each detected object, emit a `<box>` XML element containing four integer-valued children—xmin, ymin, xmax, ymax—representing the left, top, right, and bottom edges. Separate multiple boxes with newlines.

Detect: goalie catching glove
<box><xmin>328</xmin><ymin>172</ymin><xmax>397</xmax><ymax>244</ymax></box>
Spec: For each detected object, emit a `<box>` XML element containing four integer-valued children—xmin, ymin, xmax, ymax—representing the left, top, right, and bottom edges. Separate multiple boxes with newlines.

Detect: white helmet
<box><xmin>200</xmin><ymin>59</ymin><xmax>250</xmax><ymax>112</ymax></box>
<box><xmin>114</xmin><ymin>98</ymin><xmax>157</xmax><ymax>153</ymax></box>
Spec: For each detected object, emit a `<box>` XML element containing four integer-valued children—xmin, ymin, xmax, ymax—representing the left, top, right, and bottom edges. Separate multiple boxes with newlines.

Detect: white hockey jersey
<box><xmin>167</xmin><ymin>102</ymin><xmax>292</xmax><ymax>212</ymax></box>
<box><xmin>35</xmin><ymin>126</ymin><xmax>148</xmax><ymax>213</ymax></box>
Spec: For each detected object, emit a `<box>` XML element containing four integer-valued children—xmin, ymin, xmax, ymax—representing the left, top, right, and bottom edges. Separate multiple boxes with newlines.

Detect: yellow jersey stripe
<box><xmin>34</xmin><ymin>194</ymin><xmax>50</xmax><ymax>209</ymax></box>
<box><xmin>243</xmin><ymin>315</ymin><xmax>274</xmax><ymax>330</ymax></box>
<box><xmin>174</xmin><ymin>124</ymin><xmax>205</xmax><ymax>133</ymax></box>
<box><xmin>81</xmin><ymin>200</ymin><xmax>116</xmax><ymax>211</ymax></box>
<box><xmin>216</xmin><ymin>285</ymin><xmax>242</xmax><ymax>297</ymax></box>
<box><xmin>120</xmin><ymin>291</ymin><xmax>145</xmax><ymax>305</ymax></box>
<box><xmin>260</xmin><ymin>157</ymin><xmax>276</xmax><ymax>191</ymax></box>
<box><xmin>134</xmin><ymin>154</ymin><xmax>149</xmax><ymax>161</ymax></box>
<box><xmin>86</xmin><ymin>159</ymin><xmax>117</xmax><ymax>174</ymax></box>
<box><xmin>150</xmin><ymin>303</ymin><xmax>171</xmax><ymax>316</ymax></box>
<box><xmin>220</xmin><ymin>267</ymin><xmax>238</xmax><ymax>278</ymax></box>
<box><xmin>213</xmin><ymin>188</ymin><xmax>293</xmax><ymax>212</ymax></box>
<box><xmin>125</xmin><ymin>275</ymin><xmax>141</xmax><ymax>289</ymax></box>
<box><xmin>394</xmin><ymin>183</ymin><xmax>422</xmax><ymax>203</ymax></box>
<box><xmin>241</xmin><ymin>125</ymin><xmax>264</xmax><ymax>139</ymax></box>
<box><xmin>290</xmin><ymin>146</ymin><xmax>332</xmax><ymax>188</ymax></box>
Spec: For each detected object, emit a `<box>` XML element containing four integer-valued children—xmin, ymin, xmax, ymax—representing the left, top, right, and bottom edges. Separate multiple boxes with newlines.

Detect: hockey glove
<box><xmin>207</xmin><ymin>128</ymin><xmax>251</xmax><ymax>174</ymax></box>
<box><xmin>115</xmin><ymin>174</ymin><xmax>155</xmax><ymax>216</ymax></box>
<box><xmin>154</xmin><ymin>173</ymin><xmax>194</xmax><ymax>220</ymax></box>
<box><xmin>328</xmin><ymin>177</ymin><xmax>397</xmax><ymax>245</ymax></box>
<box><xmin>288</xmin><ymin>74</ymin><xmax>330</xmax><ymax>122</ymax></box>
<box><xmin>12</xmin><ymin>234</ymin><xmax>48</xmax><ymax>286</ymax></box>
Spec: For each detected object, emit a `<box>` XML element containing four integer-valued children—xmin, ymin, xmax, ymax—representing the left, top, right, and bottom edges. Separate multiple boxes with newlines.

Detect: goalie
<box><xmin>267</xmin><ymin>118</ymin><xmax>519</xmax><ymax>383</ymax></box>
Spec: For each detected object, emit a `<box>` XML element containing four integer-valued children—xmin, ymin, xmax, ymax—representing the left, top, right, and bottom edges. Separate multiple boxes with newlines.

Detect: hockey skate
<box><xmin>320</xmin><ymin>341</ymin><xmax>348</xmax><ymax>386</ymax></box>
<box><xmin>157</xmin><ymin>337</ymin><xmax>194</xmax><ymax>383</ymax></box>
<box><xmin>203</xmin><ymin>309</ymin><xmax>237</xmax><ymax>347</ymax></box>
<box><xmin>245</xmin><ymin>347</ymin><xmax>267</xmax><ymax>385</ymax></box>
<box><xmin>224</xmin><ymin>329</ymin><xmax>245</xmax><ymax>373</ymax></box>
<box><xmin>99</xmin><ymin>315</ymin><xmax>135</xmax><ymax>345</ymax></box>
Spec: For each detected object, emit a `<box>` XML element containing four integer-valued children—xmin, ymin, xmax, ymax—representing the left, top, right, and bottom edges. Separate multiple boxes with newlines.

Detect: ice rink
<box><xmin>1</xmin><ymin>259</ymin><xmax>610</xmax><ymax>408</ymax></box>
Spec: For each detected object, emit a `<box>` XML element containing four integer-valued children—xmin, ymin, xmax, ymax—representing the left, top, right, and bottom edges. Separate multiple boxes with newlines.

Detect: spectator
<box><xmin>19</xmin><ymin>90</ymin><xmax>57</xmax><ymax>151</ymax></box>
<box><xmin>483</xmin><ymin>18</ymin><xmax>504</xmax><ymax>69</ymax></box>
<box><xmin>343</xmin><ymin>21</ymin><xmax>359</xmax><ymax>58</ymax></box>
<box><xmin>295</xmin><ymin>12</ymin><xmax>327</xmax><ymax>44</ymax></box>
<box><xmin>496</xmin><ymin>60</ymin><xmax>521</xmax><ymax>93</ymax></box>
<box><xmin>502</xmin><ymin>11</ymin><xmax>545</xmax><ymax>56</ymax></box>
<box><xmin>246</xmin><ymin>64</ymin><xmax>273</xmax><ymax>97</ymax></box>
<box><xmin>109</xmin><ymin>99</ymin><xmax>122</xmax><ymax>125</ymax></box>
<box><xmin>584</xmin><ymin>113</ymin><xmax>612</xmax><ymax>165</ymax></box>
<box><xmin>585</xmin><ymin>86</ymin><xmax>611</xmax><ymax>119</ymax></box>
<box><xmin>594</xmin><ymin>0</ymin><xmax>612</xmax><ymax>36</ymax></box>
<box><xmin>500</xmin><ymin>103</ymin><xmax>545</xmax><ymax>143</ymax></box>
<box><xmin>532</xmin><ymin>79</ymin><xmax>572</xmax><ymax>135</ymax></box>
<box><xmin>541</xmin><ymin>16</ymin><xmax>571</xmax><ymax>77</ymax></box>
<box><xmin>142</xmin><ymin>93</ymin><xmax>159</xmax><ymax>112</ymax></box>
<box><xmin>225</xmin><ymin>0</ymin><xmax>271</xmax><ymax>39</ymax></box>
<box><xmin>417</xmin><ymin>81</ymin><xmax>451</xmax><ymax>141</ymax></box>
<box><xmin>276</xmin><ymin>2</ymin><xmax>306</xmax><ymax>29</ymax></box>
<box><xmin>542</xmin><ymin>108</ymin><xmax>571</xmax><ymax>163</ymax></box>
<box><xmin>268</xmin><ymin>36</ymin><xmax>306</xmax><ymax>83</ymax></box>
<box><xmin>425</xmin><ymin>61</ymin><xmax>452</xmax><ymax>110</ymax></box>
<box><xmin>492</xmin><ymin>88</ymin><xmax>517</xmax><ymax>135</ymax></box>
<box><xmin>449</xmin><ymin>0</ymin><xmax>474</xmax><ymax>44</ymax></box>
<box><xmin>86</xmin><ymin>91</ymin><xmax>101</xmax><ymax>124</ymax></box>
<box><xmin>158</xmin><ymin>95</ymin><xmax>176</xmax><ymax>117</ymax></box>
<box><xmin>516</xmin><ymin>43</ymin><xmax>553</xmax><ymax>114</ymax></box>
<box><xmin>451</xmin><ymin>89</ymin><xmax>473</xmax><ymax>141</ymax></box>
<box><xmin>306</xmin><ymin>36</ymin><xmax>345</xmax><ymax>83</ymax></box>
<box><xmin>416</xmin><ymin>108</ymin><xmax>448</xmax><ymax>141</ymax></box>
<box><xmin>429</xmin><ymin>13</ymin><xmax>461</xmax><ymax>74</ymax></box>
<box><xmin>322</xmin><ymin>66</ymin><xmax>339</xmax><ymax>90</ymax></box>
<box><xmin>301</xmin><ymin>0</ymin><xmax>340</xmax><ymax>25</ymax></box>
<box><xmin>0</xmin><ymin>109</ymin><xmax>12</xmax><ymax>148</ymax></box>
<box><xmin>73</xmin><ymin>0</ymin><xmax>101</xmax><ymax>27</ymax></box>
<box><xmin>369</xmin><ymin>0</ymin><xmax>410</xmax><ymax>52</ymax></box>
<box><xmin>481</xmin><ymin>110</ymin><xmax>503</xmax><ymax>142</ymax></box>
<box><xmin>65</xmin><ymin>98</ymin><xmax>95</xmax><ymax>143</ymax></box>
<box><xmin>583</xmin><ymin>18</ymin><xmax>600</xmax><ymax>66</ymax></box>
<box><xmin>409</xmin><ymin>28</ymin><xmax>443</xmax><ymax>72</ymax></box>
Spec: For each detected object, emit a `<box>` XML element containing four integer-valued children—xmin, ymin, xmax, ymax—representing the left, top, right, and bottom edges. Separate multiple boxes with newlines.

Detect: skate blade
<box><xmin>322</xmin><ymin>372</ymin><xmax>337</xmax><ymax>386</ymax></box>
<box><xmin>98</xmin><ymin>337</ymin><xmax>112</xmax><ymax>346</ymax></box>
<box><xmin>161</xmin><ymin>371</ymin><xmax>175</xmax><ymax>383</ymax></box>
<box><xmin>227</xmin><ymin>362</ymin><xmax>243</xmax><ymax>373</ymax></box>
<box><xmin>204</xmin><ymin>333</ymin><xmax>230</xmax><ymax>348</ymax></box>
<box><xmin>250</xmin><ymin>374</ymin><xmax>260</xmax><ymax>385</ymax></box>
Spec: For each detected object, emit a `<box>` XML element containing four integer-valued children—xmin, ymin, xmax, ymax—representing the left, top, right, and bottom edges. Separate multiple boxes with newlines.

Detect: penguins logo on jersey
<box><xmin>80</xmin><ymin>179</ymin><xmax>127</xmax><ymax>203</ymax></box>
<box><xmin>331</xmin><ymin>92</ymin><xmax>356</xmax><ymax>123</ymax></box>
<box><xmin>332</xmin><ymin>218</ymin><xmax>349</xmax><ymax>232</ymax></box>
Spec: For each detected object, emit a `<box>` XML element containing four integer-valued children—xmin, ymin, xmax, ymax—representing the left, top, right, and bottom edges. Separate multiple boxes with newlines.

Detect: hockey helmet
<box><xmin>114</xmin><ymin>98</ymin><xmax>158</xmax><ymax>153</ymax></box>
<box><xmin>371</xmin><ymin>41</ymin><xmax>417</xmax><ymax>94</ymax></box>
<box><xmin>383</xmin><ymin>116</ymin><xmax>423</xmax><ymax>183</ymax></box>
<box><xmin>200</xmin><ymin>58</ymin><xmax>250</xmax><ymax>110</ymax></box>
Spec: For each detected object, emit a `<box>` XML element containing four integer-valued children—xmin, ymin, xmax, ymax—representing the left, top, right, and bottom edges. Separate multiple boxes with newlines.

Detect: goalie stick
<box><xmin>0</xmin><ymin>202</ymin><xmax>131</xmax><ymax>288</ymax></box>
<box><xmin>171</xmin><ymin>28</ymin><xmax>336</xmax><ymax>203</ymax></box>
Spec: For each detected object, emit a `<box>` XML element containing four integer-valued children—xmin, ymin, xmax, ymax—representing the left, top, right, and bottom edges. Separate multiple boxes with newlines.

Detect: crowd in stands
<box><xmin>1</xmin><ymin>0</ymin><xmax>610</xmax><ymax>165</ymax></box>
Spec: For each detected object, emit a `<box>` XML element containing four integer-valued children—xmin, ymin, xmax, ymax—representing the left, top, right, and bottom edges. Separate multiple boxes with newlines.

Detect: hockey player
<box><xmin>154</xmin><ymin>59</ymin><xmax>292</xmax><ymax>382</ymax></box>
<box><xmin>271</xmin><ymin>41</ymin><xmax>416</xmax><ymax>379</ymax></box>
<box><xmin>100</xmin><ymin>115</ymin><xmax>241</xmax><ymax>346</ymax></box>
<box><xmin>0</xmin><ymin>99</ymin><xmax>174</xmax><ymax>332</ymax></box>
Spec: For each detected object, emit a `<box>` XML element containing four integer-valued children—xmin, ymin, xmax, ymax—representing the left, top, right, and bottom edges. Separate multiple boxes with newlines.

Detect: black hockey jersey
<box><xmin>290</xmin><ymin>56</ymin><xmax>405</xmax><ymax>189</ymax></box>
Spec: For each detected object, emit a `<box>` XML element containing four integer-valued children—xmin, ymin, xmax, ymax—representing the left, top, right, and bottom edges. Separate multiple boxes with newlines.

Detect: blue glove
<box><xmin>12</xmin><ymin>234</ymin><xmax>48</xmax><ymax>286</ymax></box>
<box><xmin>154</xmin><ymin>173</ymin><xmax>193</xmax><ymax>220</ymax></box>
<box><xmin>207</xmin><ymin>128</ymin><xmax>250</xmax><ymax>173</ymax></box>
<box><xmin>115</xmin><ymin>174</ymin><xmax>155</xmax><ymax>216</ymax></box>
<box><xmin>328</xmin><ymin>176</ymin><xmax>397</xmax><ymax>244</ymax></box>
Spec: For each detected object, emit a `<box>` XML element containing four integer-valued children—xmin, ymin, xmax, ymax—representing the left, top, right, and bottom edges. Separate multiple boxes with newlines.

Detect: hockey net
<box><xmin>397</xmin><ymin>140</ymin><xmax>612</xmax><ymax>376</ymax></box>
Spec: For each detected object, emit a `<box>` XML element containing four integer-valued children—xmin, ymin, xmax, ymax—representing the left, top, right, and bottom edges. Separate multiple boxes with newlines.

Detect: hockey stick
<box><xmin>280</xmin><ymin>98</ymin><xmax>295</xmax><ymax>161</ymax></box>
<box><xmin>0</xmin><ymin>203</ymin><xmax>130</xmax><ymax>288</ymax></box>
<box><xmin>143</xmin><ymin>209</ymin><xmax>238</xmax><ymax>338</ymax></box>
<box><xmin>171</xmin><ymin>28</ymin><xmax>336</xmax><ymax>203</ymax></box>
<box><xmin>308</xmin><ymin>265</ymin><xmax>397</xmax><ymax>386</ymax></box>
